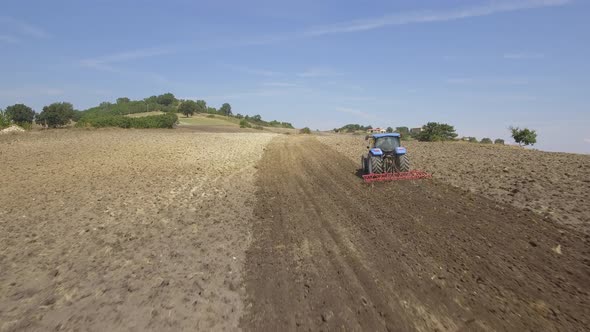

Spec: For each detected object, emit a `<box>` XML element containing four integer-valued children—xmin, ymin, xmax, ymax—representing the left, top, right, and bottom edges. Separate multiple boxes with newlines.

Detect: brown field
<box><xmin>1</xmin><ymin>129</ymin><xmax>588</xmax><ymax>331</ymax></box>
<box><xmin>317</xmin><ymin>134</ymin><xmax>590</xmax><ymax>234</ymax></box>
<box><xmin>0</xmin><ymin>129</ymin><xmax>276</xmax><ymax>331</ymax></box>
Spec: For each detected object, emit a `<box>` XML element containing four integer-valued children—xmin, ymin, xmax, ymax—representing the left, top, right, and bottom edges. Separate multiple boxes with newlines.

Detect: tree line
<box><xmin>333</xmin><ymin>122</ymin><xmax>537</xmax><ymax>146</ymax></box>
<box><xmin>0</xmin><ymin>92</ymin><xmax>294</xmax><ymax>130</ymax></box>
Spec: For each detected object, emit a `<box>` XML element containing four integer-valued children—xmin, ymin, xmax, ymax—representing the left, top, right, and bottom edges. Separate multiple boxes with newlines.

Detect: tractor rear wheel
<box><xmin>395</xmin><ymin>154</ymin><xmax>410</xmax><ymax>172</ymax></box>
<box><xmin>361</xmin><ymin>156</ymin><xmax>367</xmax><ymax>174</ymax></box>
<box><xmin>370</xmin><ymin>156</ymin><xmax>383</xmax><ymax>174</ymax></box>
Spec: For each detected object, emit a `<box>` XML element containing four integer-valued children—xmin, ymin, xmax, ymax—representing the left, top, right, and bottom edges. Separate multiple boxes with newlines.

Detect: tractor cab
<box><xmin>367</xmin><ymin>133</ymin><xmax>401</xmax><ymax>153</ymax></box>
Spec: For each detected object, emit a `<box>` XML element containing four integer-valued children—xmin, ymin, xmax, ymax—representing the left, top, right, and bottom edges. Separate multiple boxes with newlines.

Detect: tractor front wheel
<box><xmin>395</xmin><ymin>154</ymin><xmax>410</xmax><ymax>172</ymax></box>
<box><xmin>370</xmin><ymin>156</ymin><xmax>383</xmax><ymax>174</ymax></box>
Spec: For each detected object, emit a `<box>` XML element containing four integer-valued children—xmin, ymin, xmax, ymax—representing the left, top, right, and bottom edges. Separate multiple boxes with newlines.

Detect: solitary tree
<box><xmin>179</xmin><ymin>100</ymin><xmax>197</xmax><ymax>117</ymax></box>
<box><xmin>386</xmin><ymin>127</ymin><xmax>394</xmax><ymax>133</ymax></box>
<box><xmin>36</xmin><ymin>102</ymin><xmax>75</xmax><ymax>128</ymax></box>
<box><xmin>510</xmin><ymin>126</ymin><xmax>537</xmax><ymax>146</ymax></box>
<box><xmin>5</xmin><ymin>104</ymin><xmax>35</xmax><ymax>124</ymax></box>
<box><xmin>416</xmin><ymin>122</ymin><xmax>458</xmax><ymax>142</ymax></box>
<box><xmin>219</xmin><ymin>103</ymin><xmax>232</xmax><ymax>116</ymax></box>
<box><xmin>494</xmin><ymin>138</ymin><xmax>505</xmax><ymax>145</ymax></box>
<box><xmin>468</xmin><ymin>137</ymin><xmax>478</xmax><ymax>143</ymax></box>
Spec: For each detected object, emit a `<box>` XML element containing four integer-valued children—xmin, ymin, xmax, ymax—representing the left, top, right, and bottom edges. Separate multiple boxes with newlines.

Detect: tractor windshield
<box><xmin>374</xmin><ymin>136</ymin><xmax>400</xmax><ymax>152</ymax></box>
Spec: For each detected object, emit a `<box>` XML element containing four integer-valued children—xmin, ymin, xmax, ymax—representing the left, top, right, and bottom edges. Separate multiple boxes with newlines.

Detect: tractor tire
<box><xmin>395</xmin><ymin>154</ymin><xmax>410</xmax><ymax>172</ymax></box>
<box><xmin>361</xmin><ymin>156</ymin><xmax>367</xmax><ymax>174</ymax></box>
<box><xmin>370</xmin><ymin>156</ymin><xmax>383</xmax><ymax>174</ymax></box>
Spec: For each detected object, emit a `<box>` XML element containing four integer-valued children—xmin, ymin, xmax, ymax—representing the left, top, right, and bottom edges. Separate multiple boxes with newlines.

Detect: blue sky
<box><xmin>1</xmin><ymin>0</ymin><xmax>589</xmax><ymax>153</ymax></box>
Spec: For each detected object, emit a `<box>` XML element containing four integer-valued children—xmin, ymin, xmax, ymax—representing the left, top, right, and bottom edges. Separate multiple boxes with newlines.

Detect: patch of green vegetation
<box><xmin>77</xmin><ymin>113</ymin><xmax>178</xmax><ymax>129</ymax></box>
<box><xmin>179</xmin><ymin>115</ymin><xmax>237</xmax><ymax>126</ymax></box>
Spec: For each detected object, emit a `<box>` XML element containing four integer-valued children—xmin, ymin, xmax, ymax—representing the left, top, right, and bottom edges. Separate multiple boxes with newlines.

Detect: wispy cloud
<box><xmin>224</xmin><ymin>64</ymin><xmax>281</xmax><ymax>76</ymax></box>
<box><xmin>307</xmin><ymin>0</ymin><xmax>570</xmax><ymax>35</ymax></box>
<box><xmin>0</xmin><ymin>17</ymin><xmax>50</xmax><ymax>38</ymax></box>
<box><xmin>79</xmin><ymin>48</ymin><xmax>174</xmax><ymax>71</ymax></box>
<box><xmin>335</xmin><ymin>107</ymin><xmax>375</xmax><ymax>119</ymax></box>
<box><xmin>503</xmin><ymin>52</ymin><xmax>545</xmax><ymax>59</ymax></box>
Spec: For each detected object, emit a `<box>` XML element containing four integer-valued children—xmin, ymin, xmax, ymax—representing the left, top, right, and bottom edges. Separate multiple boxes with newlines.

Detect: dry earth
<box><xmin>317</xmin><ymin>134</ymin><xmax>590</xmax><ymax>234</ymax></box>
<box><xmin>0</xmin><ymin>129</ymin><xmax>275</xmax><ymax>331</ymax></box>
<box><xmin>242</xmin><ymin>135</ymin><xmax>589</xmax><ymax>331</ymax></box>
<box><xmin>1</xmin><ymin>130</ymin><xmax>589</xmax><ymax>331</ymax></box>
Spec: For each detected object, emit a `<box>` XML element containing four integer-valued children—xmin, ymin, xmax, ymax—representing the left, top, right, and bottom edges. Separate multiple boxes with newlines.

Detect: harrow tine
<box><xmin>362</xmin><ymin>170</ymin><xmax>432</xmax><ymax>183</ymax></box>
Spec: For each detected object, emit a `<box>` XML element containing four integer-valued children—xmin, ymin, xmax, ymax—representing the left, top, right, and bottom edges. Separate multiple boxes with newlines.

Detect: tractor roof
<box><xmin>371</xmin><ymin>133</ymin><xmax>400</xmax><ymax>138</ymax></box>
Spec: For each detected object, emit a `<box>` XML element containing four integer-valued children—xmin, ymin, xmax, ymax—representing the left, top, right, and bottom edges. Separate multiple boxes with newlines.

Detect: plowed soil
<box><xmin>241</xmin><ymin>136</ymin><xmax>589</xmax><ymax>331</ymax></box>
<box><xmin>0</xmin><ymin>129</ymin><xmax>275</xmax><ymax>331</ymax></box>
<box><xmin>317</xmin><ymin>134</ymin><xmax>590</xmax><ymax>234</ymax></box>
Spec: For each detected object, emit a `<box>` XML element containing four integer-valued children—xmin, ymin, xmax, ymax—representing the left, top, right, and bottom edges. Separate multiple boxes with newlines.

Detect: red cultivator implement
<box><xmin>362</xmin><ymin>170</ymin><xmax>432</xmax><ymax>183</ymax></box>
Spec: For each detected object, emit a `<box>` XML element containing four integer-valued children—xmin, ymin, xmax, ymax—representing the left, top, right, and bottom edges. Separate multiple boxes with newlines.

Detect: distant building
<box><xmin>366</xmin><ymin>127</ymin><xmax>387</xmax><ymax>134</ymax></box>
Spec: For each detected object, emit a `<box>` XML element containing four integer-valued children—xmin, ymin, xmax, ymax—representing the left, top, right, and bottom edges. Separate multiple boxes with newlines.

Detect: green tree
<box><xmin>5</xmin><ymin>104</ymin><xmax>35</xmax><ymax>124</ymax></box>
<box><xmin>395</xmin><ymin>126</ymin><xmax>410</xmax><ymax>136</ymax></box>
<box><xmin>510</xmin><ymin>126</ymin><xmax>537</xmax><ymax>146</ymax></box>
<box><xmin>206</xmin><ymin>107</ymin><xmax>217</xmax><ymax>114</ymax></box>
<box><xmin>36</xmin><ymin>102</ymin><xmax>75</xmax><ymax>128</ymax></box>
<box><xmin>0</xmin><ymin>109</ymin><xmax>11</xmax><ymax>128</ymax></box>
<box><xmin>416</xmin><ymin>122</ymin><xmax>458</xmax><ymax>142</ymax></box>
<box><xmin>116</xmin><ymin>97</ymin><xmax>130</xmax><ymax>104</ymax></box>
<box><xmin>468</xmin><ymin>137</ymin><xmax>478</xmax><ymax>143</ymax></box>
<box><xmin>196</xmin><ymin>100</ymin><xmax>207</xmax><ymax>113</ymax></box>
<box><xmin>494</xmin><ymin>138</ymin><xmax>505</xmax><ymax>145</ymax></box>
<box><xmin>179</xmin><ymin>100</ymin><xmax>197</xmax><ymax>117</ymax></box>
<box><xmin>235</xmin><ymin>113</ymin><xmax>244</xmax><ymax>119</ymax></box>
<box><xmin>219</xmin><ymin>103</ymin><xmax>232</xmax><ymax>116</ymax></box>
<box><xmin>481</xmin><ymin>138</ymin><xmax>493</xmax><ymax>144</ymax></box>
<box><xmin>157</xmin><ymin>93</ymin><xmax>176</xmax><ymax>106</ymax></box>
<box><xmin>386</xmin><ymin>126</ymin><xmax>394</xmax><ymax>133</ymax></box>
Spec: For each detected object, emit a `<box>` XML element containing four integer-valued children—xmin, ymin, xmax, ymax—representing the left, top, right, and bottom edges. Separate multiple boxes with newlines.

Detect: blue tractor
<box><xmin>361</xmin><ymin>133</ymin><xmax>410</xmax><ymax>175</ymax></box>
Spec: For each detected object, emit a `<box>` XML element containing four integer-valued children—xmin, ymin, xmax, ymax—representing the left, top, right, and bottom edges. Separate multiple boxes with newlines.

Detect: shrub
<box><xmin>468</xmin><ymin>137</ymin><xmax>478</xmax><ymax>143</ymax></box>
<box><xmin>18</xmin><ymin>122</ymin><xmax>33</xmax><ymax>130</ymax></box>
<box><xmin>300</xmin><ymin>127</ymin><xmax>311</xmax><ymax>134</ymax></box>
<box><xmin>481</xmin><ymin>138</ymin><xmax>493</xmax><ymax>144</ymax></box>
<box><xmin>253</xmin><ymin>125</ymin><xmax>264</xmax><ymax>130</ymax></box>
<box><xmin>510</xmin><ymin>126</ymin><xmax>537</xmax><ymax>146</ymax></box>
<box><xmin>0</xmin><ymin>109</ymin><xmax>11</xmax><ymax>129</ymax></box>
<box><xmin>494</xmin><ymin>138</ymin><xmax>505</xmax><ymax>145</ymax></box>
<box><xmin>239</xmin><ymin>119</ymin><xmax>252</xmax><ymax>128</ymax></box>
<box><xmin>77</xmin><ymin>113</ymin><xmax>178</xmax><ymax>129</ymax></box>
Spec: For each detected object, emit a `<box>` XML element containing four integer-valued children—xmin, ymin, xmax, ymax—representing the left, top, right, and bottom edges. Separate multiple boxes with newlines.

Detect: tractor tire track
<box><xmin>241</xmin><ymin>136</ymin><xmax>589</xmax><ymax>331</ymax></box>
